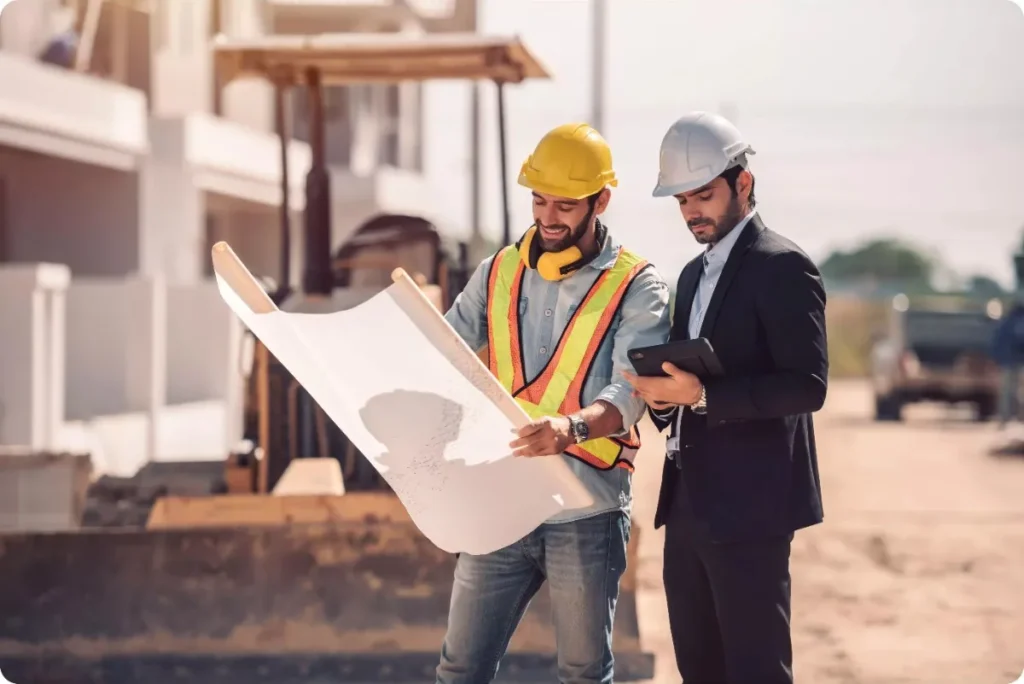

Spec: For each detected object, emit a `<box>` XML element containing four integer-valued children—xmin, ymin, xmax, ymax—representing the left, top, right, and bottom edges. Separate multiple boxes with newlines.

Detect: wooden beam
<box><xmin>73</xmin><ymin>0</ymin><xmax>104</xmax><ymax>73</ymax></box>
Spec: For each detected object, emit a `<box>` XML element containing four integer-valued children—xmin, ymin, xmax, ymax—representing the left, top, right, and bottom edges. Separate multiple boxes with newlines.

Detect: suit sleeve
<box><xmin>704</xmin><ymin>250</ymin><xmax>828</xmax><ymax>423</ymax></box>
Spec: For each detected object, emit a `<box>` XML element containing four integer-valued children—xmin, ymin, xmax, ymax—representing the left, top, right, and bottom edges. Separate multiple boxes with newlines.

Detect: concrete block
<box><xmin>272</xmin><ymin>458</ymin><xmax>345</xmax><ymax>496</ymax></box>
<box><xmin>0</xmin><ymin>448</ymin><xmax>92</xmax><ymax>532</ymax></box>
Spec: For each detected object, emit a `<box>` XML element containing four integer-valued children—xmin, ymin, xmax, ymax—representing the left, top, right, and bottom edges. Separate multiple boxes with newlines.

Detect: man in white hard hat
<box><xmin>624</xmin><ymin>111</ymin><xmax>828</xmax><ymax>684</ymax></box>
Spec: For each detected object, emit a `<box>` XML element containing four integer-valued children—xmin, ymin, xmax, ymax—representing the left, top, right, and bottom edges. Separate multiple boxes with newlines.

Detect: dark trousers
<box><xmin>663</xmin><ymin>507</ymin><xmax>794</xmax><ymax>684</ymax></box>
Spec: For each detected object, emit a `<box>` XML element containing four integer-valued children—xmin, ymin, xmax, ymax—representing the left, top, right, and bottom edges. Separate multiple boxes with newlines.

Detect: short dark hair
<box><xmin>720</xmin><ymin>165</ymin><xmax>756</xmax><ymax>208</ymax></box>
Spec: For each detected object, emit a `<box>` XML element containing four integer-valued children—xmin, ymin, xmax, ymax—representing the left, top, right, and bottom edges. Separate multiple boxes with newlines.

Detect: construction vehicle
<box><xmin>233</xmin><ymin>211</ymin><xmax>470</xmax><ymax>494</ymax></box>
<box><xmin>0</xmin><ymin>34</ymin><xmax>653</xmax><ymax>683</ymax></box>
<box><xmin>871</xmin><ymin>293</ymin><xmax>1003</xmax><ymax>421</ymax></box>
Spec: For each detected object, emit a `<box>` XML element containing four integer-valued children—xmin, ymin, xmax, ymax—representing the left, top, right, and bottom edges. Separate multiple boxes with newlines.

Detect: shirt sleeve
<box><xmin>443</xmin><ymin>255</ymin><xmax>493</xmax><ymax>352</ymax></box>
<box><xmin>593</xmin><ymin>266</ymin><xmax>673</xmax><ymax>434</ymax></box>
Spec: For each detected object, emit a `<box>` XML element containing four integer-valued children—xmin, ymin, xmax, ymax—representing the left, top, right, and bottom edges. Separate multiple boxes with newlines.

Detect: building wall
<box><xmin>0</xmin><ymin>146</ymin><xmax>140</xmax><ymax>276</ymax></box>
<box><xmin>91</xmin><ymin>3</ymin><xmax>154</xmax><ymax>99</ymax></box>
<box><xmin>271</xmin><ymin>11</ymin><xmax>425</xmax><ymax>175</ymax></box>
<box><xmin>205</xmin><ymin>203</ymin><xmax>284</xmax><ymax>283</ymax></box>
<box><xmin>0</xmin><ymin>0</ymin><xmax>455</xmax><ymax>284</ymax></box>
<box><xmin>145</xmin><ymin>0</ymin><xmax>274</xmax><ymax>131</ymax></box>
<box><xmin>0</xmin><ymin>0</ymin><xmax>65</xmax><ymax>57</ymax></box>
<box><xmin>217</xmin><ymin>0</ymin><xmax>275</xmax><ymax>131</ymax></box>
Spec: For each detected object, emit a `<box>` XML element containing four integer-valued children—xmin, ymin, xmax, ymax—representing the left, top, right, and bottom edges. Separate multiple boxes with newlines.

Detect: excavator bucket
<box><xmin>0</xmin><ymin>492</ymin><xmax>652</xmax><ymax>683</ymax></box>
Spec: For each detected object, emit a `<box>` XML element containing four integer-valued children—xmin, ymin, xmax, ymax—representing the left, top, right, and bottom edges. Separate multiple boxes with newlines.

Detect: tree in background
<box><xmin>821</xmin><ymin>237</ymin><xmax>938</xmax><ymax>377</ymax></box>
<box><xmin>819</xmin><ymin>238</ymin><xmax>936</xmax><ymax>292</ymax></box>
<box><xmin>820</xmin><ymin>235</ymin><xmax>1021</xmax><ymax>377</ymax></box>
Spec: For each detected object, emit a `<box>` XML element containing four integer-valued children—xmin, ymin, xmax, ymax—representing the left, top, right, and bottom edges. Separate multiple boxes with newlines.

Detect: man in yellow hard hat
<box><xmin>434</xmin><ymin>123</ymin><xmax>671</xmax><ymax>683</ymax></box>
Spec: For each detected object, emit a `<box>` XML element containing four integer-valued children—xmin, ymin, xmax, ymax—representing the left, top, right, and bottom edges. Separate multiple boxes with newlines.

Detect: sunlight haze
<box><xmin>424</xmin><ymin>0</ymin><xmax>1024</xmax><ymax>287</ymax></box>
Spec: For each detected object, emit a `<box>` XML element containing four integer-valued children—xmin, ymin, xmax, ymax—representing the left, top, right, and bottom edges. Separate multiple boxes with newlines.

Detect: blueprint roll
<box><xmin>211</xmin><ymin>241</ymin><xmax>593</xmax><ymax>555</ymax></box>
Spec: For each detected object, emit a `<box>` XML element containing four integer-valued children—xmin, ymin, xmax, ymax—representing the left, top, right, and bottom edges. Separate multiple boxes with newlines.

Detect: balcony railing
<box><xmin>0</xmin><ymin>51</ymin><xmax>147</xmax><ymax>156</ymax></box>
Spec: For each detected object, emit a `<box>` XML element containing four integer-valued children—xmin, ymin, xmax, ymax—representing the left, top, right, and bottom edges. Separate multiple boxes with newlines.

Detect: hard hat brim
<box><xmin>651</xmin><ymin>174</ymin><xmax>721</xmax><ymax>198</ymax></box>
<box><xmin>518</xmin><ymin>175</ymin><xmax>615</xmax><ymax>201</ymax></box>
<box><xmin>651</xmin><ymin>152</ymin><xmax>754</xmax><ymax>198</ymax></box>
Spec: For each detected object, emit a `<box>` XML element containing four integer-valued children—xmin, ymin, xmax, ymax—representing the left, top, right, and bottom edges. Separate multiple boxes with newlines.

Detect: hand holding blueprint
<box><xmin>211</xmin><ymin>242</ymin><xmax>593</xmax><ymax>555</ymax></box>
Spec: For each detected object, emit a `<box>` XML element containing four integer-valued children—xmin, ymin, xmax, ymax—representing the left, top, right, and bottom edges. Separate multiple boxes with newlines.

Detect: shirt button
<box><xmin>544</xmin><ymin>309</ymin><xmax>552</xmax><ymax>317</ymax></box>
<box><xmin>540</xmin><ymin>347</ymin><xmax>548</xmax><ymax>355</ymax></box>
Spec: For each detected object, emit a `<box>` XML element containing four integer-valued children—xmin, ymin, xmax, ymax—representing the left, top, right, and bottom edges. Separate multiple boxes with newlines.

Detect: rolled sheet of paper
<box><xmin>211</xmin><ymin>242</ymin><xmax>594</xmax><ymax>554</ymax></box>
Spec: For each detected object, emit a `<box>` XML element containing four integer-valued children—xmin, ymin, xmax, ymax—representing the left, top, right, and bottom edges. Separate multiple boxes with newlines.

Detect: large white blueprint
<box><xmin>211</xmin><ymin>243</ymin><xmax>593</xmax><ymax>555</ymax></box>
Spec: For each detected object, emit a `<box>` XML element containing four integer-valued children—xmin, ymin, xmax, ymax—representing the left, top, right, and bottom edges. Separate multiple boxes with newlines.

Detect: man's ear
<box><xmin>736</xmin><ymin>170</ymin><xmax>753</xmax><ymax>202</ymax></box>
<box><xmin>594</xmin><ymin>187</ymin><xmax>612</xmax><ymax>215</ymax></box>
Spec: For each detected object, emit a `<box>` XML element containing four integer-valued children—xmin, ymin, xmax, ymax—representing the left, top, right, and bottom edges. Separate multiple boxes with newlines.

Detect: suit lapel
<box><xmin>672</xmin><ymin>259</ymin><xmax>702</xmax><ymax>340</ymax></box>
<box><xmin>698</xmin><ymin>214</ymin><xmax>765</xmax><ymax>339</ymax></box>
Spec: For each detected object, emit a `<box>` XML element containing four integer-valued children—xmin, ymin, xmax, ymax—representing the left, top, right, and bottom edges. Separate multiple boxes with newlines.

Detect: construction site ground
<box><xmin>632</xmin><ymin>379</ymin><xmax>1024</xmax><ymax>684</ymax></box>
<box><xmin>63</xmin><ymin>379</ymin><xmax>1024</xmax><ymax>683</ymax></box>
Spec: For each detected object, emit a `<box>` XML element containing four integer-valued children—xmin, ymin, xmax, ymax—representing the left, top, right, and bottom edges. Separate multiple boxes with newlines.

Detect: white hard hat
<box><xmin>652</xmin><ymin>111</ymin><xmax>756</xmax><ymax>197</ymax></box>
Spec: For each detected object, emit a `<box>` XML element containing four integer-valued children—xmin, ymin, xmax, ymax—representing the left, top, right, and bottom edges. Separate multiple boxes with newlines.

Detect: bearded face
<box><xmin>675</xmin><ymin>172</ymin><xmax>752</xmax><ymax>245</ymax></box>
<box><xmin>532</xmin><ymin>192</ymin><xmax>595</xmax><ymax>252</ymax></box>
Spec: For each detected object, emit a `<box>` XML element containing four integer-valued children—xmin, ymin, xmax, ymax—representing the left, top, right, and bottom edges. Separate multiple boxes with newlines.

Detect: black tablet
<box><xmin>627</xmin><ymin>338</ymin><xmax>724</xmax><ymax>378</ymax></box>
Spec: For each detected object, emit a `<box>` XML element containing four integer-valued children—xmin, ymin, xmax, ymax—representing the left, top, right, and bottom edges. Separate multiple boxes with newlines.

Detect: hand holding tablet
<box><xmin>626</xmin><ymin>338</ymin><xmax>724</xmax><ymax>379</ymax></box>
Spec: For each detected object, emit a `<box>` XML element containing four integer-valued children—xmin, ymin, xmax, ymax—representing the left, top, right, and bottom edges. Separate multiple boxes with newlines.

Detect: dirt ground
<box><xmin>631</xmin><ymin>379</ymin><xmax>1024</xmax><ymax>684</ymax></box>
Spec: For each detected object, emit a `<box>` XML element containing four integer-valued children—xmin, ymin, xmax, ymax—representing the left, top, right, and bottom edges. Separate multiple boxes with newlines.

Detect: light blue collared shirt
<box><xmin>688</xmin><ymin>209</ymin><xmax>758</xmax><ymax>338</ymax></box>
<box><xmin>445</xmin><ymin>228</ymin><xmax>672</xmax><ymax>523</ymax></box>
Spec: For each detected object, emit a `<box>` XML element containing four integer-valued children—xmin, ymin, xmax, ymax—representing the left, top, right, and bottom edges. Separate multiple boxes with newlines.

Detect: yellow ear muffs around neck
<box><xmin>517</xmin><ymin>226</ymin><xmax>586</xmax><ymax>281</ymax></box>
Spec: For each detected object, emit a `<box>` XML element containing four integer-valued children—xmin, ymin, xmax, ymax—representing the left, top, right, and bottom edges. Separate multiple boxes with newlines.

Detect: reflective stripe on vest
<box><xmin>486</xmin><ymin>245</ymin><xmax>648</xmax><ymax>471</ymax></box>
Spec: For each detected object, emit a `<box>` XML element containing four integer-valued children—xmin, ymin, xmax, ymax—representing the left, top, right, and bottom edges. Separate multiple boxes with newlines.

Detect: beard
<box><xmin>688</xmin><ymin>193</ymin><xmax>744</xmax><ymax>245</ymax></box>
<box><xmin>537</xmin><ymin>212</ymin><xmax>591</xmax><ymax>252</ymax></box>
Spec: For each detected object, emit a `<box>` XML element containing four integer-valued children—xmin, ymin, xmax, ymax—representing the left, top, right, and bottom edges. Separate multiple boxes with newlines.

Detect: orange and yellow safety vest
<box><xmin>485</xmin><ymin>244</ymin><xmax>648</xmax><ymax>471</ymax></box>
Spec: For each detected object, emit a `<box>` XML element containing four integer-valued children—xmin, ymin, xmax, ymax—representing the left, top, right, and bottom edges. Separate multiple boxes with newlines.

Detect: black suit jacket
<box><xmin>651</xmin><ymin>214</ymin><xmax>827</xmax><ymax>543</ymax></box>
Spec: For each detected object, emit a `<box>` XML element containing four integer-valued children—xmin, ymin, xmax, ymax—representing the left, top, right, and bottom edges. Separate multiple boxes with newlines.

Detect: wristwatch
<box><xmin>568</xmin><ymin>414</ymin><xmax>590</xmax><ymax>443</ymax></box>
<box><xmin>689</xmin><ymin>384</ymin><xmax>707</xmax><ymax>415</ymax></box>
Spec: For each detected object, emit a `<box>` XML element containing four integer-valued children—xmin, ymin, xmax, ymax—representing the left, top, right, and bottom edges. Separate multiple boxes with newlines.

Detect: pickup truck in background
<box><xmin>870</xmin><ymin>299</ymin><xmax>1003</xmax><ymax>422</ymax></box>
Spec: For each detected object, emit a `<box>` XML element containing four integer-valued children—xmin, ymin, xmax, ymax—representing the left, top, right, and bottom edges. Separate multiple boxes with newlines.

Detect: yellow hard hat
<box><xmin>517</xmin><ymin>123</ymin><xmax>617</xmax><ymax>200</ymax></box>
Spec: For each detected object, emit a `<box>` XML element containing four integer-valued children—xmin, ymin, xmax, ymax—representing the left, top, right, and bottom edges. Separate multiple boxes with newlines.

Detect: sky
<box><xmin>422</xmin><ymin>0</ymin><xmax>1024</xmax><ymax>287</ymax></box>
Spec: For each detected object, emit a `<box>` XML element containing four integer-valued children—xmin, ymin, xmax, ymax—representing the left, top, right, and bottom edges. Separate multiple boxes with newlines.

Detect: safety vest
<box><xmin>486</xmin><ymin>244</ymin><xmax>649</xmax><ymax>471</ymax></box>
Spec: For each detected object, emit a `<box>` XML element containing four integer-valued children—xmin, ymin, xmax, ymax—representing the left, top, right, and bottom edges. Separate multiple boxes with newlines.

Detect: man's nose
<box><xmin>536</xmin><ymin>207</ymin><xmax>559</xmax><ymax>226</ymax></box>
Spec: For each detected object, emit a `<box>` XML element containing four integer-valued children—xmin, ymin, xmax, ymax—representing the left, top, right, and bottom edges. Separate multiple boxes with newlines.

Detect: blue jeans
<box><xmin>435</xmin><ymin>510</ymin><xmax>631</xmax><ymax>684</ymax></box>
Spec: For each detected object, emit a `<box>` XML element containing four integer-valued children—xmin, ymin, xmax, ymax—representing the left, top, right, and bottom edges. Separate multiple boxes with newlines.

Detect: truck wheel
<box><xmin>875</xmin><ymin>393</ymin><xmax>904</xmax><ymax>422</ymax></box>
<box><xmin>974</xmin><ymin>396</ymin><xmax>996</xmax><ymax>423</ymax></box>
